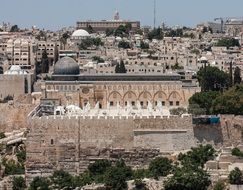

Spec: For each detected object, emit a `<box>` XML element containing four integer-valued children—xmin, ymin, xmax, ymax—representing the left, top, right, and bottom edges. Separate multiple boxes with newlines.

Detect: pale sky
<box><xmin>1</xmin><ymin>0</ymin><xmax>243</xmax><ymax>30</ymax></box>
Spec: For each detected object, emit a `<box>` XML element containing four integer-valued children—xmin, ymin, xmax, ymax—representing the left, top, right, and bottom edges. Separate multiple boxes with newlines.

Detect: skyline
<box><xmin>1</xmin><ymin>0</ymin><xmax>243</xmax><ymax>30</ymax></box>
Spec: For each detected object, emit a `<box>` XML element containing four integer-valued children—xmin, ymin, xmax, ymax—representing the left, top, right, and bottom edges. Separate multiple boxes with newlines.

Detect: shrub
<box><xmin>229</xmin><ymin>167</ymin><xmax>243</xmax><ymax>185</ymax></box>
<box><xmin>148</xmin><ymin>157</ymin><xmax>172</xmax><ymax>179</ymax></box>
<box><xmin>232</xmin><ymin>148</ymin><xmax>243</xmax><ymax>157</ymax></box>
<box><xmin>12</xmin><ymin>176</ymin><xmax>26</xmax><ymax>190</ymax></box>
<box><xmin>29</xmin><ymin>176</ymin><xmax>50</xmax><ymax>190</ymax></box>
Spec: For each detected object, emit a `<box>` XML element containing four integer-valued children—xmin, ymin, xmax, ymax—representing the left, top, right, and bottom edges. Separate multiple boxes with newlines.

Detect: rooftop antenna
<box><xmin>154</xmin><ymin>0</ymin><xmax>156</xmax><ymax>29</ymax></box>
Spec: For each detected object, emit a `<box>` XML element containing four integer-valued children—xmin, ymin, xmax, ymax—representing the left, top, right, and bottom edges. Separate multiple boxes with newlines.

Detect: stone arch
<box><xmin>123</xmin><ymin>91</ymin><xmax>137</xmax><ymax>107</ymax></box>
<box><xmin>153</xmin><ymin>91</ymin><xmax>167</xmax><ymax>107</ymax></box>
<box><xmin>168</xmin><ymin>91</ymin><xmax>182</xmax><ymax>107</ymax></box>
<box><xmin>108</xmin><ymin>91</ymin><xmax>122</xmax><ymax>107</ymax></box>
<box><xmin>138</xmin><ymin>91</ymin><xmax>153</xmax><ymax>108</ymax></box>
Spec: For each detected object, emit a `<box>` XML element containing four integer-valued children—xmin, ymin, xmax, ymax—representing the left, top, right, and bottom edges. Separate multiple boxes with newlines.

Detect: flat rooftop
<box><xmin>49</xmin><ymin>74</ymin><xmax>182</xmax><ymax>82</ymax></box>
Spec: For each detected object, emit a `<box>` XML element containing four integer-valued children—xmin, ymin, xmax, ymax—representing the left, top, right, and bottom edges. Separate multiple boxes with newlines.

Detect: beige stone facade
<box><xmin>43</xmin><ymin>80</ymin><xmax>200</xmax><ymax>109</ymax></box>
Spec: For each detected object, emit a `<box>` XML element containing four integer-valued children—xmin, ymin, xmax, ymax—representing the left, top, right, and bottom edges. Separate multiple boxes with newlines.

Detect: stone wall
<box><xmin>26</xmin><ymin>115</ymin><xmax>195</xmax><ymax>181</ymax></box>
<box><xmin>0</xmin><ymin>104</ymin><xmax>34</xmax><ymax>133</ymax></box>
<box><xmin>25</xmin><ymin>114</ymin><xmax>243</xmax><ymax>182</ymax></box>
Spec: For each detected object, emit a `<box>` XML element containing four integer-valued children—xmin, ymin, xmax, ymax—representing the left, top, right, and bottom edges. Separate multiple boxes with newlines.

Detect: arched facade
<box><xmin>153</xmin><ymin>91</ymin><xmax>167</xmax><ymax>107</ymax></box>
<box><xmin>108</xmin><ymin>91</ymin><xmax>122</xmax><ymax>107</ymax></box>
<box><xmin>138</xmin><ymin>91</ymin><xmax>152</xmax><ymax>108</ymax></box>
<box><xmin>123</xmin><ymin>91</ymin><xmax>137</xmax><ymax>107</ymax></box>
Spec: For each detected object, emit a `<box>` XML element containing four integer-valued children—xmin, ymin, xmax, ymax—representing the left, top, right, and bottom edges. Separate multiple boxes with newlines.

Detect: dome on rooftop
<box><xmin>54</xmin><ymin>57</ymin><xmax>80</xmax><ymax>75</ymax></box>
<box><xmin>4</xmin><ymin>65</ymin><xmax>28</xmax><ymax>75</ymax></box>
<box><xmin>72</xmin><ymin>29</ymin><xmax>90</xmax><ymax>38</ymax></box>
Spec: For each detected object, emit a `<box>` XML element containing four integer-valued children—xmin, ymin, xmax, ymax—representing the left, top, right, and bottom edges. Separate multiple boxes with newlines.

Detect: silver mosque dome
<box><xmin>54</xmin><ymin>57</ymin><xmax>80</xmax><ymax>75</ymax></box>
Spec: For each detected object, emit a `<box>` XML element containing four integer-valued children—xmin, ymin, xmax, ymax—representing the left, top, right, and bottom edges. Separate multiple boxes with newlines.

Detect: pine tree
<box><xmin>234</xmin><ymin>66</ymin><xmax>242</xmax><ymax>85</ymax></box>
<box><xmin>119</xmin><ymin>60</ymin><xmax>127</xmax><ymax>73</ymax></box>
<box><xmin>41</xmin><ymin>49</ymin><xmax>49</xmax><ymax>73</ymax></box>
<box><xmin>115</xmin><ymin>63</ymin><xmax>120</xmax><ymax>73</ymax></box>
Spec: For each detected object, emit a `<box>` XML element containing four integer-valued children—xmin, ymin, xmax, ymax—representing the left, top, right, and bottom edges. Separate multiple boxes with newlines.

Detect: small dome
<box><xmin>72</xmin><ymin>29</ymin><xmax>90</xmax><ymax>38</ymax></box>
<box><xmin>54</xmin><ymin>57</ymin><xmax>80</xmax><ymax>75</ymax></box>
<box><xmin>4</xmin><ymin>65</ymin><xmax>28</xmax><ymax>75</ymax></box>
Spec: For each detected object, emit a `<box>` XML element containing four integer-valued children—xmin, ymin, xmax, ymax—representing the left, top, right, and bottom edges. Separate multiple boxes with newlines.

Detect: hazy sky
<box><xmin>1</xmin><ymin>0</ymin><xmax>243</xmax><ymax>30</ymax></box>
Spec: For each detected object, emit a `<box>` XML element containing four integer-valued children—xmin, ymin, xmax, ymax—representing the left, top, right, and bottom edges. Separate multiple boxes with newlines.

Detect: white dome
<box><xmin>72</xmin><ymin>29</ymin><xmax>90</xmax><ymax>37</ymax></box>
<box><xmin>4</xmin><ymin>65</ymin><xmax>28</xmax><ymax>75</ymax></box>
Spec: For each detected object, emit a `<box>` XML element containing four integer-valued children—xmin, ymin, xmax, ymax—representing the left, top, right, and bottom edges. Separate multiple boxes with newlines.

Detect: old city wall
<box><xmin>26</xmin><ymin>114</ymin><xmax>243</xmax><ymax>181</ymax></box>
<box><xmin>26</xmin><ymin>115</ymin><xmax>195</xmax><ymax>179</ymax></box>
<box><xmin>0</xmin><ymin>103</ymin><xmax>34</xmax><ymax>133</ymax></box>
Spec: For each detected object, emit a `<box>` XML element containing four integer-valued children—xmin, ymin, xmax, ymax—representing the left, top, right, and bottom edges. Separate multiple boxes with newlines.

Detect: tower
<box><xmin>114</xmin><ymin>10</ymin><xmax>120</xmax><ymax>20</ymax></box>
<box><xmin>154</xmin><ymin>0</ymin><xmax>156</xmax><ymax>28</ymax></box>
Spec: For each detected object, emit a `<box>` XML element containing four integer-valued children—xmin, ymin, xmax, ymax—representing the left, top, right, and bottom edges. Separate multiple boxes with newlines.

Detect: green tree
<box><xmin>213</xmin><ymin>181</ymin><xmax>226</xmax><ymax>190</ymax></box>
<box><xmin>212</xmin><ymin>85</ymin><xmax>243</xmax><ymax>115</ymax></box>
<box><xmin>118</xmin><ymin>41</ymin><xmax>131</xmax><ymax>49</ymax></box>
<box><xmin>171</xmin><ymin>63</ymin><xmax>184</xmax><ymax>70</ymax></box>
<box><xmin>140</xmin><ymin>41</ymin><xmax>149</xmax><ymax>49</ymax></box>
<box><xmin>10</xmin><ymin>25</ymin><xmax>19</xmax><ymax>32</ymax></box>
<box><xmin>164</xmin><ymin>167</ymin><xmax>211</xmax><ymax>190</ymax></box>
<box><xmin>0</xmin><ymin>132</ymin><xmax>6</xmax><ymax>139</ymax></box>
<box><xmin>115</xmin><ymin>63</ymin><xmax>121</xmax><ymax>73</ymax></box>
<box><xmin>197</xmin><ymin>66</ymin><xmax>230</xmax><ymax>92</ymax></box>
<box><xmin>50</xmin><ymin>170</ymin><xmax>73</xmax><ymax>189</ymax></box>
<box><xmin>229</xmin><ymin>167</ymin><xmax>243</xmax><ymax>185</ymax></box>
<box><xmin>147</xmin><ymin>27</ymin><xmax>163</xmax><ymax>40</ymax></box>
<box><xmin>60</xmin><ymin>32</ymin><xmax>70</xmax><ymax>49</ymax></box>
<box><xmin>106</xmin><ymin>28</ymin><xmax>114</xmax><ymax>36</ymax></box>
<box><xmin>189</xmin><ymin>91</ymin><xmax>220</xmax><ymax>115</ymax></box>
<box><xmin>12</xmin><ymin>176</ymin><xmax>26</xmax><ymax>190</ymax></box>
<box><xmin>88</xmin><ymin>159</ymin><xmax>112</xmax><ymax>183</ymax></box>
<box><xmin>148</xmin><ymin>157</ymin><xmax>172</xmax><ymax>179</ymax></box>
<box><xmin>29</xmin><ymin>177</ymin><xmax>50</xmax><ymax>190</ymax></box>
<box><xmin>87</xmin><ymin>25</ymin><xmax>94</xmax><ymax>33</ymax></box>
<box><xmin>41</xmin><ymin>49</ymin><xmax>49</xmax><ymax>73</ymax></box>
<box><xmin>133</xmin><ymin>179</ymin><xmax>148</xmax><ymax>190</ymax></box>
<box><xmin>3</xmin><ymin>159</ymin><xmax>25</xmax><ymax>175</ymax></box>
<box><xmin>215</xmin><ymin>38</ymin><xmax>240</xmax><ymax>48</ymax></box>
<box><xmin>104</xmin><ymin>160</ymin><xmax>132</xmax><ymax>190</ymax></box>
<box><xmin>88</xmin><ymin>159</ymin><xmax>111</xmax><ymax>176</ymax></box>
<box><xmin>92</xmin><ymin>56</ymin><xmax>105</xmax><ymax>63</ymax></box>
<box><xmin>119</xmin><ymin>60</ymin><xmax>127</xmax><ymax>73</ymax></box>
<box><xmin>178</xmin><ymin>144</ymin><xmax>216</xmax><ymax>168</ymax></box>
<box><xmin>232</xmin><ymin>147</ymin><xmax>243</xmax><ymax>157</ymax></box>
<box><xmin>234</xmin><ymin>66</ymin><xmax>242</xmax><ymax>85</ymax></box>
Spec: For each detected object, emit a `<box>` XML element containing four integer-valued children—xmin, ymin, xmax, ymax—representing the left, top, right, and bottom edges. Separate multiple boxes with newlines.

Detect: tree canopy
<box><xmin>197</xmin><ymin>66</ymin><xmax>230</xmax><ymax>92</ymax></box>
<box><xmin>234</xmin><ymin>66</ymin><xmax>242</xmax><ymax>85</ymax></box>
<box><xmin>147</xmin><ymin>27</ymin><xmax>163</xmax><ymax>40</ymax></box>
<box><xmin>118</xmin><ymin>41</ymin><xmax>131</xmax><ymax>49</ymax></box>
<box><xmin>148</xmin><ymin>157</ymin><xmax>172</xmax><ymax>179</ymax></box>
<box><xmin>215</xmin><ymin>38</ymin><xmax>240</xmax><ymax>48</ymax></box>
<box><xmin>41</xmin><ymin>49</ymin><xmax>49</xmax><ymax>73</ymax></box>
<box><xmin>229</xmin><ymin>167</ymin><xmax>243</xmax><ymax>185</ymax></box>
<box><xmin>164</xmin><ymin>167</ymin><xmax>211</xmax><ymax>190</ymax></box>
<box><xmin>212</xmin><ymin>85</ymin><xmax>243</xmax><ymax>115</ymax></box>
<box><xmin>115</xmin><ymin>60</ymin><xmax>127</xmax><ymax>73</ymax></box>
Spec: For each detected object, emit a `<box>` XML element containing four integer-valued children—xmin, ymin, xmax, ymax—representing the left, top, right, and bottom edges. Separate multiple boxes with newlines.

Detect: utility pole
<box><xmin>154</xmin><ymin>0</ymin><xmax>156</xmax><ymax>29</ymax></box>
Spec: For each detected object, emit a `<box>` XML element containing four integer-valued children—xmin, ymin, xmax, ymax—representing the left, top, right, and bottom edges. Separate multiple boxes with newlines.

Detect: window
<box><xmin>110</xmin><ymin>101</ymin><xmax>114</xmax><ymax>106</ymax></box>
<box><xmin>169</xmin><ymin>101</ymin><xmax>173</xmax><ymax>106</ymax></box>
<box><xmin>176</xmin><ymin>101</ymin><xmax>180</xmax><ymax>106</ymax></box>
<box><xmin>51</xmin><ymin>139</ymin><xmax>54</xmax><ymax>145</ymax></box>
<box><xmin>131</xmin><ymin>101</ymin><xmax>135</xmax><ymax>106</ymax></box>
<box><xmin>140</xmin><ymin>101</ymin><xmax>144</xmax><ymax>106</ymax></box>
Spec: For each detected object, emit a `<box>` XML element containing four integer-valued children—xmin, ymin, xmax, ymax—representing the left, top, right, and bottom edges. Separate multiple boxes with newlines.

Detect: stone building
<box><xmin>42</xmin><ymin>57</ymin><xmax>200</xmax><ymax>108</ymax></box>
